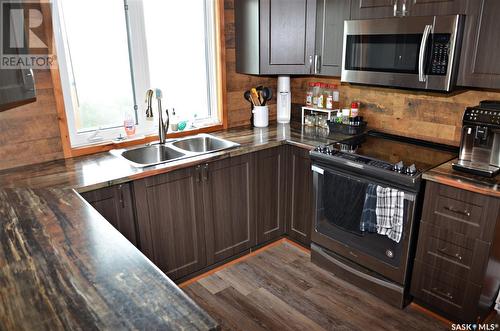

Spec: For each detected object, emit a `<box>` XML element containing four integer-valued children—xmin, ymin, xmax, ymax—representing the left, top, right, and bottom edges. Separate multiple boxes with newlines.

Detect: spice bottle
<box><xmin>305</xmin><ymin>82</ymin><xmax>314</xmax><ymax>106</ymax></box>
<box><xmin>325</xmin><ymin>85</ymin><xmax>333</xmax><ymax>110</ymax></box>
<box><xmin>312</xmin><ymin>82</ymin><xmax>321</xmax><ymax>106</ymax></box>
<box><xmin>350</xmin><ymin>101</ymin><xmax>359</xmax><ymax>118</ymax></box>
<box><xmin>317</xmin><ymin>83</ymin><xmax>325</xmax><ymax>109</ymax></box>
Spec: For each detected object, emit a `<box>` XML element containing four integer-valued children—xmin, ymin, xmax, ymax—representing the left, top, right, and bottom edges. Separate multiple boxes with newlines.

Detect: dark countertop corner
<box><xmin>423</xmin><ymin>159</ymin><xmax>500</xmax><ymax>198</ymax></box>
<box><xmin>0</xmin><ymin>188</ymin><xmax>218</xmax><ymax>330</ymax></box>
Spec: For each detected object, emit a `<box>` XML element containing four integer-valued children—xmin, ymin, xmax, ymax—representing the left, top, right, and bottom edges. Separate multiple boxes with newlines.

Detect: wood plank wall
<box><xmin>0</xmin><ymin>69</ymin><xmax>64</xmax><ymax>172</ymax></box>
<box><xmin>2</xmin><ymin>1</ymin><xmax>499</xmax><ymax>171</ymax></box>
<box><xmin>224</xmin><ymin>0</ymin><xmax>278</xmax><ymax>128</ymax></box>
<box><xmin>291</xmin><ymin>77</ymin><xmax>500</xmax><ymax>147</ymax></box>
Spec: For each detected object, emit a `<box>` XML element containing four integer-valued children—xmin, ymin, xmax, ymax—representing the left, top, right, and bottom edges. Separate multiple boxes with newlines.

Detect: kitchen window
<box><xmin>53</xmin><ymin>0</ymin><xmax>219</xmax><ymax>147</ymax></box>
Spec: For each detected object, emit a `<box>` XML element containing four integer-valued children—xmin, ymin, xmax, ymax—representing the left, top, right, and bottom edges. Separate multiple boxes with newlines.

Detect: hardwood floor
<box><xmin>182</xmin><ymin>240</ymin><xmax>449</xmax><ymax>331</ymax></box>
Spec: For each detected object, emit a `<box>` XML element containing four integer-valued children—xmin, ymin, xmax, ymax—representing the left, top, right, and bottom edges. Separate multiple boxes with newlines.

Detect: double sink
<box><xmin>111</xmin><ymin>133</ymin><xmax>240</xmax><ymax>167</ymax></box>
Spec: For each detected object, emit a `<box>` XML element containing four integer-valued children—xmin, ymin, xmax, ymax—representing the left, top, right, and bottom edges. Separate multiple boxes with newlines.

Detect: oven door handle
<box><xmin>418</xmin><ymin>24</ymin><xmax>432</xmax><ymax>83</ymax></box>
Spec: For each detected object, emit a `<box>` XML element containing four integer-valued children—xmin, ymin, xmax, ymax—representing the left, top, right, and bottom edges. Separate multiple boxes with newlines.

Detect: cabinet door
<box><xmin>458</xmin><ymin>0</ymin><xmax>500</xmax><ymax>89</ymax></box>
<box><xmin>81</xmin><ymin>184</ymin><xmax>138</xmax><ymax>247</ymax></box>
<box><xmin>286</xmin><ymin>146</ymin><xmax>314</xmax><ymax>246</ymax></box>
<box><xmin>255</xmin><ymin>147</ymin><xmax>287</xmax><ymax>244</ymax></box>
<box><xmin>350</xmin><ymin>0</ymin><xmax>396</xmax><ymax>19</ymax></box>
<box><xmin>133</xmin><ymin>167</ymin><xmax>206</xmax><ymax>281</ymax></box>
<box><xmin>408</xmin><ymin>0</ymin><xmax>466</xmax><ymax>17</ymax></box>
<box><xmin>260</xmin><ymin>0</ymin><xmax>317</xmax><ymax>74</ymax></box>
<box><xmin>0</xmin><ymin>69</ymin><xmax>36</xmax><ymax>112</ymax></box>
<box><xmin>203</xmin><ymin>155</ymin><xmax>255</xmax><ymax>264</ymax></box>
<box><xmin>315</xmin><ymin>0</ymin><xmax>351</xmax><ymax>76</ymax></box>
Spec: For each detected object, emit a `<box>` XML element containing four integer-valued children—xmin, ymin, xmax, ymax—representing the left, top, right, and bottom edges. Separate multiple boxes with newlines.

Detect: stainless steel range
<box><xmin>309</xmin><ymin>131</ymin><xmax>457</xmax><ymax>307</ymax></box>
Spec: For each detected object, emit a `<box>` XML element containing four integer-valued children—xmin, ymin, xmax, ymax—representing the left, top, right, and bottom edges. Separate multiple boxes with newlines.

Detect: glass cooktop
<box><xmin>330</xmin><ymin>131</ymin><xmax>458</xmax><ymax>173</ymax></box>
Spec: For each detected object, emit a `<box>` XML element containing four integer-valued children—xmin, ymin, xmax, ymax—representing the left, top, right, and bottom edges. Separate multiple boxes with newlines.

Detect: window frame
<box><xmin>52</xmin><ymin>0</ymin><xmax>221</xmax><ymax>148</ymax></box>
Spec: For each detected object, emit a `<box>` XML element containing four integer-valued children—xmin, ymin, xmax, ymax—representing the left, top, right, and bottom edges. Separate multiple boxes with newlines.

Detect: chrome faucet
<box><xmin>145</xmin><ymin>88</ymin><xmax>169</xmax><ymax>144</ymax></box>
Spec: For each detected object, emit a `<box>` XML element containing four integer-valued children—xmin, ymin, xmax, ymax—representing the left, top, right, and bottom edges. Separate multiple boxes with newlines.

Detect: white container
<box><xmin>277</xmin><ymin>76</ymin><xmax>291</xmax><ymax>123</ymax></box>
<box><xmin>253</xmin><ymin>105</ymin><xmax>269</xmax><ymax>128</ymax></box>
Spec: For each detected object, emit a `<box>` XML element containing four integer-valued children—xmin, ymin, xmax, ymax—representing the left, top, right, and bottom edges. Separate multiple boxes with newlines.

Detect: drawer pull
<box><xmin>437</xmin><ymin>247</ymin><xmax>463</xmax><ymax>261</ymax></box>
<box><xmin>431</xmin><ymin>287</ymin><xmax>454</xmax><ymax>300</ymax></box>
<box><xmin>444</xmin><ymin>205</ymin><xmax>470</xmax><ymax>217</ymax></box>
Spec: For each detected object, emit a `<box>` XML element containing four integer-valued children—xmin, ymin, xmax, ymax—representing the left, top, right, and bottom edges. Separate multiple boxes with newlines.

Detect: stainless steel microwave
<box><xmin>341</xmin><ymin>15</ymin><xmax>464</xmax><ymax>92</ymax></box>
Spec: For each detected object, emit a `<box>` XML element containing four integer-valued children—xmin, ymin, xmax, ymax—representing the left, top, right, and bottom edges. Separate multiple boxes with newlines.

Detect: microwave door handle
<box><xmin>418</xmin><ymin>25</ymin><xmax>432</xmax><ymax>83</ymax></box>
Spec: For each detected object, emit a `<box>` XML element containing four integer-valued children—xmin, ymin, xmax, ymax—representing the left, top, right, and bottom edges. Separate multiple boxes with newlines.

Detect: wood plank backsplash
<box><xmin>291</xmin><ymin>77</ymin><xmax>500</xmax><ymax>146</ymax></box>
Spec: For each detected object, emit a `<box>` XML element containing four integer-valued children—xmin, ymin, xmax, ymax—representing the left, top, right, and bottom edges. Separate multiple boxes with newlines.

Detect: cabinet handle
<box><xmin>202</xmin><ymin>164</ymin><xmax>209</xmax><ymax>182</ymax></box>
<box><xmin>315</xmin><ymin>55</ymin><xmax>321</xmax><ymax>74</ymax></box>
<box><xmin>443</xmin><ymin>205</ymin><xmax>471</xmax><ymax>217</ymax></box>
<box><xmin>393</xmin><ymin>0</ymin><xmax>398</xmax><ymax>16</ymax></box>
<box><xmin>401</xmin><ymin>0</ymin><xmax>408</xmax><ymax>16</ymax></box>
<box><xmin>437</xmin><ymin>247</ymin><xmax>463</xmax><ymax>261</ymax></box>
<box><xmin>431</xmin><ymin>287</ymin><xmax>454</xmax><ymax>301</ymax></box>
<box><xmin>195</xmin><ymin>165</ymin><xmax>201</xmax><ymax>183</ymax></box>
<box><xmin>118</xmin><ymin>185</ymin><xmax>125</xmax><ymax>208</ymax></box>
<box><xmin>309</xmin><ymin>55</ymin><xmax>314</xmax><ymax>74</ymax></box>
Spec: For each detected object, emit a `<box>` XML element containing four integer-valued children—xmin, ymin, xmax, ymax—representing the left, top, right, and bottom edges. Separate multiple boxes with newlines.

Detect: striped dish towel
<box><xmin>496</xmin><ymin>290</ymin><xmax>500</xmax><ymax>313</ymax></box>
<box><xmin>376</xmin><ymin>186</ymin><xmax>405</xmax><ymax>243</ymax></box>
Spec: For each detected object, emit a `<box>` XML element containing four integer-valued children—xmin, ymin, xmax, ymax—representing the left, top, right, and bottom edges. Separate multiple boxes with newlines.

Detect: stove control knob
<box><xmin>406</xmin><ymin>164</ymin><xmax>417</xmax><ymax>175</ymax></box>
<box><xmin>393</xmin><ymin>161</ymin><xmax>404</xmax><ymax>173</ymax></box>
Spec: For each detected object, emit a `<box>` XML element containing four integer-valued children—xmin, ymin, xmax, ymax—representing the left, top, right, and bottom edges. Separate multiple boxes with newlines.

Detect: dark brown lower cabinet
<box><xmin>286</xmin><ymin>146</ymin><xmax>314</xmax><ymax>246</ymax></box>
<box><xmin>255</xmin><ymin>146</ymin><xmax>287</xmax><ymax>244</ymax></box>
<box><xmin>80</xmin><ymin>184</ymin><xmax>138</xmax><ymax>247</ymax></box>
<box><xmin>411</xmin><ymin>181</ymin><xmax>500</xmax><ymax>322</ymax></box>
<box><xmin>203</xmin><ymin>154</ymin><xmax>255</xmax><ymax>265</ymax></box>
<box><xmin>133</xmin><ymin>154</ymin><xmax>255</xmax><ymax>280</ymax></box>
<box><xmin>133</xmin><ymin>166</ymin><xmax>207</xmax><ymax>280</ymax></box>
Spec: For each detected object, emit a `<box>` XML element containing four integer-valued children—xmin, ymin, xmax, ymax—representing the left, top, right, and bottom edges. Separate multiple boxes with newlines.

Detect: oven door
<box><xmin>311</xmin><ymin>163</ymin><xmax>417</xmax><ymax>284</ymax></box>
<box><xmin>341</xmin><ymin>15</ymin><xmax>463</xmax><ymax>91</ymax></box>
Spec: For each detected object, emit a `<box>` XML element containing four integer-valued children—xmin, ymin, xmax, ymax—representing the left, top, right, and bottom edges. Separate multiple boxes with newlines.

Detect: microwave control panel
<box><xmin>428</xmin><ymin>34</ymin><xmax>451</xmax><ymax>76</ymax></box>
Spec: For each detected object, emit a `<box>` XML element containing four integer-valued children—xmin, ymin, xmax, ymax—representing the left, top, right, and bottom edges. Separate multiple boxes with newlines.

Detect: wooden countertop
<box><xmin>0</xmin><ymin>123</ymin><xmax>346</xmax><ymax>330</ymax></box>
<box><xmin>423</xmin><ymin>159</ymin><xmax>500</xmax><ymax>198</ymax></box>
<box><xmin>0</xmin><ymin>188</ymin><xmax>218</xmax><ymax>330</ymax></box>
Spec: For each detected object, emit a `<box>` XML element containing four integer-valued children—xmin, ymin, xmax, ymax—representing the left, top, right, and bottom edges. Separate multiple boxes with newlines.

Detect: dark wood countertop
<box><xmin>423</xmin><ymin>159</ymin><xmax>500</xmax><ymax>198</ymax></box>
<box><xmin>0</xmin><ymin>188</ymin><xmax>218</xmax><ymax>330</ymax></box>
<box><xmin>0</xmin><ymin>123</ymin><xmax>347</xmax><ymax>330</ymax></box>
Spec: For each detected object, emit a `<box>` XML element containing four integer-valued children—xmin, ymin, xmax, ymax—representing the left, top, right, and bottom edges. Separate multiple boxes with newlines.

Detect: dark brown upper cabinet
<box><xmin>255</xmin><ymin>147</ymin><xmax>287</xmax><ymax>244</ymax></box>
<box><xmin>458</xmin><ymin>0</ymin><xmax>500</xmax><ymax>89</ymax></box>
<box><xmin>80</xmin><ymin>184</ymin><xmax>138</xmax><ymax>247</ymax></box>
<box><xmin>202</xmin><ymin>155</ymin><xmax>256</xmax><ymax>265</ymax></box>
<box><xmin>350</xmin><ymin>0</ymin><xmax>398</xmax><ymax>19</ymax></box>
<box><xmin>235</xmin><ymin>0</ymin><xmax>317</xmax><ymax>75</ymax></box>
<box><xmin>351</xmin><ymin>0</ymin><xmax>466</xmax><ymax>19</ymax></box>
<box><xmin>407</xmin><ymin>0</ymin><xmax>467</xmax><ymax>16</ymax></box>
<box><xmin>314</xmin><ymin>0</ymin><xmax>351</xmax><ymax>76</ymax></box>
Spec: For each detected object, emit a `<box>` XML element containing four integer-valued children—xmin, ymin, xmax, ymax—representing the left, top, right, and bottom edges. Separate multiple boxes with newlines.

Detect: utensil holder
<box><xmin>253</xmin><ymin>106</ymin><xmax>269</xmax><ymax>128</ymax></box>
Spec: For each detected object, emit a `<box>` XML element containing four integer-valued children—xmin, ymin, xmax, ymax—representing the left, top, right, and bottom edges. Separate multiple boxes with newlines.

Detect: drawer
<box><xmin>411</xmin><ymin>261</ymin><xmax>481</xmax><ymax>322</ymax></box>
<box><xmin>422</xmin><ymin>182</ymin><xmax>500</xmax><ymax>242</ymax></box>
<box><xmin>415</xmin><ymin>222</ymin><xmax>490</xmax><ymax>284</ymax></box>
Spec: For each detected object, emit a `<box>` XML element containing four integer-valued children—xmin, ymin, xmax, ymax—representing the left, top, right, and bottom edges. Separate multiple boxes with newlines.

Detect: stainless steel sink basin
<box><xmin>172</xmin><ymin>134</ymin><xmax>240</xmax><ymax>153</ymax></box>
<box><xmin>120</xmin><ymin>145</ymin><xmax>186</xmax><ymax>167</ymax></box>
<box><xmin>110</xmin><ymin>134</ymin><xmax>239</xmax><ymax>168</ymax></box>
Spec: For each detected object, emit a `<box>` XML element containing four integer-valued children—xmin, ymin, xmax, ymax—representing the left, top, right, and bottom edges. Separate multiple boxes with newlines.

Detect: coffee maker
<box><xmin>452</xmin><ymin>101</ymin><xmax>500</xmax><ymax>177</ymax></box>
